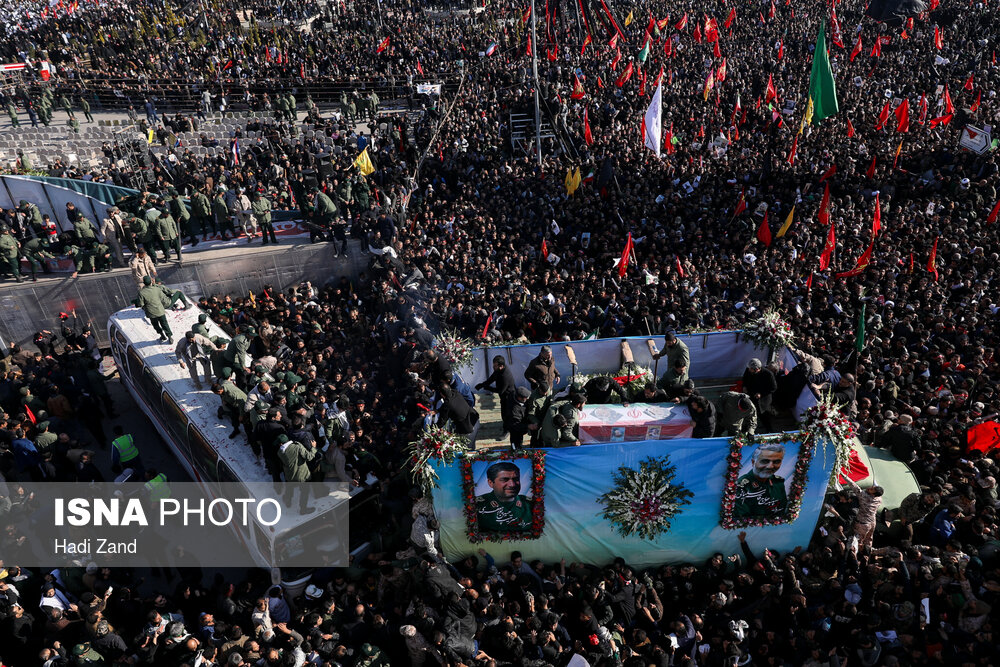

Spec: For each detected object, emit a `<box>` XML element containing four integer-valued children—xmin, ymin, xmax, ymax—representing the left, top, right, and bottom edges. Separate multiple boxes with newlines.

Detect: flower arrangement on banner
<box><xmin>598</xmin><ymin>456</ymin><xmax>693</xmax><ymax>540</ymax></box>
<box><xmin>801</xmin><ymin>392</ymin><xmax>855</xmax><ymax>484</ymax></box>
<box><xmin>406</xmin><ymin>426</ymin><xmax>470</xmax><ymax>492</ymax></box>
<box><xmin>461</xmin><ymin>449</ymin><xmax>547</xmax><ymax>543</ymax></box>
<box><xmin>574</xmin><ymin>365</ymin><xmax>655</xmax><ymax>402</ymax></box>
<box><xmin>742</xmin><ymin>310</ymin><xmax>795</xmax><ymax>353</ymax></box>
<box><xmin>434</xmin><ymin>329</ymin><xmax>475</xmax><ymax>370</ymax></box>
<box><xmin>719</xmin><ymin>432</ymin><xmax>815</xmax><ymax>529</ymax></box>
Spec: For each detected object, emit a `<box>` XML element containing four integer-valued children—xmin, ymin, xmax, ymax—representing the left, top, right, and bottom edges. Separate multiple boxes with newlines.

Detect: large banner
<box><xmin>432</xmin><ymin>434</ymin><xmax>833</xmax><ymax>568</ymax></box>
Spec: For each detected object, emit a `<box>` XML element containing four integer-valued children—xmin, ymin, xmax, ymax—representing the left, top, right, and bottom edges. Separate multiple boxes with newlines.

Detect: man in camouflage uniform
<box><xmin>733</xmin><ymin>442</ymin><xmax>788</xmax><ymax>520</ymax></box>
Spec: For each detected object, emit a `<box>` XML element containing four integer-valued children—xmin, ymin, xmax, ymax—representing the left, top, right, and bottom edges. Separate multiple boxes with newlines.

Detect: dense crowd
<box><xmin>3</xmin><ymin>0</ymin><xmax>1000</xmax><ymax>664</ymax></box>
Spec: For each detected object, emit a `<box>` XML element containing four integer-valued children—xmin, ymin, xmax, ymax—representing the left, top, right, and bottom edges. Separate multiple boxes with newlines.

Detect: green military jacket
<box><xmin>221</xmin><ymin>380</ymin><xmax>248</xmax><ymax>410</ymax></box>
<box><xmin>130</xmin><ymin>216</ymin><xmax>151</xmax><ymax>243</ymax></box>
<box><xmin>74</xmin><ymin>217</ymin><xmax>98</xmax><ymax>241</ymax></box>
<box><xmin>251</xmin><ymin>197</ymin><xmax>272</xmax><ymax>224</ymax></box>
<box><xmin>278</xmin><ymin>440</ymin><xmax>317</xmax><ymax>482</ymax></box>
<box><xmin>0</xmin><ymin>233</ymin><xmax>19</xmax><ymax>259</ymax></box>
<box><xmin>191</xmin><ymin>192</ymin><xmax>212</xmax><ymax>218</ymax></box>
<box><xmin>136</xmin><ymin>284</ymin><xmax>170</xmax><ymax>317</ymax></box>
<box><xmin>733</xmin><ymin>473</ymin><xmax>788</xmax><ymax>519</ymax></box>
<box><xmin>224</xmin><ymin>334</ymin><xmax>250</xmax><ymax>369</ymax></box>
<box><xmin>475</xmin><ymin>491</ymin><xmax>533</xmax><ymax>532</ymax></box>
<box><xmin>169</xmin><ymin>195</ymin><xmax>190</xmax><ymax>222</ymax></box>
<box><xmin>313</xmin><ymin>191</ymin><xmax>338</xmax><ymax>221</ymax></box>
<box><xmin>538</xmin><ymin>399</ymin><xmax>579</xmax><ymax>447</ymax></box>
<box><xmin>156</xmin><ymin>214</ymin><xmax>178</xmax><ymax>241</ymax></box>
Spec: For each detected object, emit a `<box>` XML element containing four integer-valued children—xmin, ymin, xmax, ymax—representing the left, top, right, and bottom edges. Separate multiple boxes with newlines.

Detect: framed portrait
<box><xmin>461</xmin><ymin>450</ymin><xmax>546</xmax><ymax>542</ymax></box>
<box><xmin>720</xmin><ymin>433</ymin><xmax>814</xmax><ymax>529</ymax></box>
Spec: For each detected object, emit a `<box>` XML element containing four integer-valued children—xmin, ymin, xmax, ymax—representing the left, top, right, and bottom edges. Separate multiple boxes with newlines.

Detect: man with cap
<box><xmin>213</xmin><ymin>186</ymin><xmax>235</xmax><ymax>239</ymax></box>
<box><xmin>175</xmin><ymin>331</ymin><xmax>215</xmax><ymax>389</ymax></box>
<box><xmin>212</xmin><ymin>376</ymin><xmax>248</xmax><ymax>439</ymax></box>
<box><xmin>144</xmin><ymin>207</ymin><xmax>170</xmax><ymax>263</ymax></box>
<box><xmin>251</xmin><ymin>191</ymin><xmax>277</xmax><ymax>245</ymax></box>
<box><xmin>190</xmin><ymin>185</ymin><xmax>215</xmax><ymax>241</ymax></box>
<box><xmin>18</xmin><ymin>200</ymin><xmax>44</xmax><ymax>235</ymax></box>
<box><xmin>0</xmin><ymin>224</ymin><xmax>23</xmax><ymax>282</ymax></box>
<box><xmin>72</xmin><ymin>642</ymin><xmax>105</xmax><ymax>665</ymax></box>
<box><xmin>278</xmin><ymin>434</ymin><xmax>318</xmax><ymax>513</ymax></box>
<box><xmin>653</xmin><ymin>331</ymin><xmax>691</xmax><ymax>382</ymax></box>
<box><xmin>135</xmin><ymin>275</ymin><xmax>173</xmax><ymax>343</ymax></box>
<box><xmin>34</xmin><ymin>420</ymin><xmax>57</xmax><ymax>454</ymax></box>
<box><xmin>192</xmin><ymin>312</ymin><xmax>211</xmax><ymax>338</ymax></box>
<box><xmin>718</xmin><ymin>391</ymin><xmax>757</xmax><ymax>436</ymax></box>
<box><xmin>129</xmin><ymin>245</ymin><xmax>158</xmax><ymax>288</ymax></box>
<box><xmin>223</xmin><ymin>325</ymin><xmax>254</xmax><ymax>387</ymax></box>
<box><xmin>167</xmin><ymin>188</ymin><xmax>199</xmax><ymax>247</ymax></box>
<box><xmin>310</xmin><ymin>188</ymin><xmax>337</xmax><ymax>244</ymax></box>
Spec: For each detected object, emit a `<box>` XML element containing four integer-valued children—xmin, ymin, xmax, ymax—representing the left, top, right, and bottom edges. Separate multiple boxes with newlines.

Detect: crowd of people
<box><xmin>2</xmin><ymin>0</ymin><xmax>1000</xmax><ymax>664</ymax></box>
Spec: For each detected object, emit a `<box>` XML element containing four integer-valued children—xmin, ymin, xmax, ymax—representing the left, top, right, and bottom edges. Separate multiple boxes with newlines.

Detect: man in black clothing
<box><xmin>687</xmin><ymin>396</ymin><xmax>717</xmax><ymax>439</ymax></box>
<box><xmin>883</xmin><ymin>414</ymin><xmax>921</xmax><ymax>463</ymax></box>
<box><xmin>476</xmin><ymin>356</ymin><xmax>516</xmax><ymax>436</ymax></box>
<box><xmin>637</xmin><ymin>383</ymin><xmax>670</xmax><ymax>404</ymax></box>
<box><xmin>508</xmin><ymin>387</ymin><xmax>532</xmax><ymax>450</ymax></box>
<box><xmin>422</xmin><ymin>349</ymin><xmax>453</xmax><ymax>388</ymax></box>
<box><xmin>583</xmin><ymin>375</ymin><xmax>629</xmax><ymax>405</ymax></box>
<box><xmin>743</xmin><ymin>358</ymin><xmax>777</xmax><ymax>429</ymax></box>
<box><xmin>438</xmin><ymin>382</ymin><xmax>480</xmax><ymax>448</ymax></box>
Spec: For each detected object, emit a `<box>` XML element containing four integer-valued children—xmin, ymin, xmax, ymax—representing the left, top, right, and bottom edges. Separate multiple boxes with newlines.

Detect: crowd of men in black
<box><xmin>3</xmin><ymin>0</ymin><xmax>1000</xmax><ymax>664</ymax></box>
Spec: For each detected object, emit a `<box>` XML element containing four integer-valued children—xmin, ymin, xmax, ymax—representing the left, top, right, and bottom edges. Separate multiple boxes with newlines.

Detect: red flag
<box><xmin>547</xmin><ymin>47</ymin><xmax>558</xmax><ymax>61</ymax></box>
<box><xmin>850</xmin><ymin>34</ymin><xmax>863</xmax><ymax>62</ymax></box>
<box><xmin>663</xmin><ymin>37</ymin><xmax>673</xmax><ymax>57</ymax></box>
<box><xmin>25</xmin><ymin>404</ymin><xmax>36</xmax><ymax>425</ymax></box>
<box><xmin>895</xmin><ymin>98</ymin><xmax>910</xmax><ymax>132</ymax></box>
<box><xmin>615</xmin><ymin>62</ymin><xmax>633</xmax><ymax>87</ymax></box>
<box><xmin>664</xmin><ymin>122</ymin><xmax>675</xmax><ymax>154</ymax></box>
<box><xmin>713</xmin><ymin>40</ymin><xmax>722</xmax><ymax>58</ymax></box>
<box><xmin>819</xmin><ymin>222</ymin><xmax>836</xmax><ymax>271</ymax></box>
<box><xmin>876</xmin><ymin>101</ymin><xmax>891</xmax><ymax>130</ymax></box>
<box><xmin>918</xmin><ymin>93</ymin><xmax>928</xmax><ymax>124</ymax></box>
<box><xmin>805</xmin><ymin>272</ymin><xmax>813</xmax><ymax>290</ymax></box>
<box><xmin>934</xmin><ymin>27</ymin><xmax>943</xmax><ymax>50</ymax></box>
<box><xmin>817</xmin><ymin>183</ymin><xmax>831</xmax><ymax>226</ymax></box>
<box><xmin>929</xmin><ymin>113</ymin><xmax>953</xmax><ymax>128</ymax></box>
<box><xmin>639</xmin><ymin>68</ymin><xmax>647</xmax><ymax>97</ymax></box>
<box><xmin>927</xmin><ymin>237</ymin><xmax>939</xmax><ymax>281</ymax></box>
<box><xmin>865</xmin><ymin>156</ymin><xmax>877</xmax><ymax>179</ymax></box>
<box><xmin>756</xmin><ymin>212</ymin><xmax>772</xmax><ymax>247</ymax></box>
<box><xmin>870</xmin><ymin>39</ymin><xmax>882</xmax><ymax>58</ymax></box>
<box><xmin>717</xmin><ymin>58</ymin><xmax>727</xmax><ymax>82</ymax></box>
<box><xmin>819</xmin><ymin>164</ymin><xmax>837</xmax><ymax>182</ymax></box>
<box><xmin>835</xmin><ymin>237</ymin><xmax>875</xmax><ymax>278</ymax></box>
<box><xmin>572</xmin><ymin>74</ymin><xmax>586</xmax><ymax>99</ymax></box>
<box><xmin>724</xmin><ymin>8</ymin><xmax>736</xmax><ymax>28</ymax></box>
<box><xmin>971</xmin><ymin>91</ymin><xmax>982</xmax><ymax>112</ymax></box>
<box><xmin>786</xmin><ymin>135</ymin><xmax>798</xmax><ymax>165</ymax></box>
<box><xmin>847</xmin><ymin>119</ymin><xmax>856</xmax><ymax>137</ymax></box>
<box><xmin>987</xmin><ymin>198</ymin><xmax>1000</xmax><ymax>224</ymax></box>
<box><xmin>777</xmin><ymin>39</ymin><xmax>784</xmax><ymax>60</ymax></box>
<box><xmin>693</xmin><ymin>23</ymin><xmax>702</xmax><ymax>42</ymax></box>
<box><xmin>769</xmin><ymin>0</ymin><xmax>775</xmax><ymax>18</ymax></box>
<box><xmin>964</xmin><ymin>74</ymin><xmax>974</xmax><ymax>91</ymax></box>
<box><xmin>705</xmin><ymin>17</ymin><xmax>719</xmax><ymax>43</ymax></box>
<box><xmin>734</xmin><ymin>189</ymin><xmax>748</xmax><ymax>216</ymax></box>
<box><xmin>675</xmin><ymin>13</ymin><xmax>688</xmax><ymax>30</ymax></box>
<box><xmin>967</xmin><ymin>421</ymin><xmax>1000</xmax><ymax>453</ymax></box>
<box><xmin>765</xmin><ymin>74</ymin><xmax>777</xmax><ymax>102</ymax></box>
<box><xmin>675</xmin><ymin>256</ymin><xmax>685</xmax><ymax>277</ymax></box>
<box><xmin>618</xmin><ymin>233</ymin><xmax>634</xmax><ymax>278</ymax></box>
<box><xmin>541</xmin><ymin>239</ymin><xmax>549</xmax><ymax>259</ymax></box>
<box><xmin>481</xmin><ymin>313</ymin><xmax>493</xmax><ymax>339</ymax></box>
<box><xmin>872</xmin><ymin>193</ymin><xmax>882</xmax><ymax>237</ymax></box>
<box><xmin>909</xmin><ymin>252</ymin><xmax>914</xmax><ymax>273</ymax></box>
<box><xmin>581</xmin><ymin>33</ymin><xmax>592</xmax><ymax>55</ymax></box>
<box><xmin>416</xmin><ymin>60</ymin><xmax>424</xmax><ymax>76</ymax></box>
<box><xmin>830</xmin><ymin>8</ymin><xmax>844</xmax><ymax>48</ymax></box>
<box><xmin>526</xmin><ymin>35</ymin><xmax>532</xmax><ymax>56</ymax></box>
<box><xmin>376</xmin><ymin>36</ymin><xmax>390</xmax><ymax>53</ymax></box>
<box><xmin>943</xmin><ymin>85</ymin><xmax>954</xmax><ymax>114</ymax></box>
<box><xmin>521</xmin><ymin>5</ymin><xmax>531</xmax><ymax>24</ymax></box>
<box><xmin>583</xmin><ymin>108</ymin><xmax>594</xmax><ymax>145</ymax></box>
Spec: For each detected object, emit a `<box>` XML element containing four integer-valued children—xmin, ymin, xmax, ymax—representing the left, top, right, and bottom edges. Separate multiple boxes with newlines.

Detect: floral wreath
<box><xmin>461</xmin><ymin>449</ymin><xmax>546</xmax><ymax>543</ymax></box>
<box><xmin>741</xmin><ymin>309</ymin><xmax>795</xmax><ymax>354</ymax></box>
<box><xmin>433</xmin><ymin>329</ymin><xmax>475</xmax><ymax>370</ymax></box>
<box><xmin>598</xmin><ymin>455</ymin><xmax>693</xmax><ymax>540</ymax></box>
<box><xmin>406</xmin><ymin>426</ymin><xmax>470</xmax><ymax>492</ymax></box>
<box><xmin>573</xmin><ymin>364</ymin><xmax>655</xmax><ymax>401</ymax></box>
<box><xmin>719</xmin><ymin>432</ymin><xmax>814</xmax><ymax>529</ymax></box>
<box><xmin>800</xmin><ymin>392</ymin><xmax>856</xmax><ymax>484</ymax></box>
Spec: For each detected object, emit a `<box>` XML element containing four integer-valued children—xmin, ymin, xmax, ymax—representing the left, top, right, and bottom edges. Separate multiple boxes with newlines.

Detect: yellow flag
<box><xmin>800</xmin><ymin>96</ymin><xmax>815</xmax><ymax>134</ymax></box>
<box><xmin>147</xmin><ymin>128</ymin><xmax>155</xmax><ymax>144</ymax></box>
<box><xmin>565</xmin><ymin>167</ymin><xmax>581</xmax><ymax>195</ymax></box>
<box><xmin>625</xmin><ymin>10</ymin><xmax>634</xmax><ymax>26</ymax></box>
<box><xmin>353</xmin><ymin>148</ymin><xmax>375</xmax><ymax>176</ymax></box>
<box><xmin>249</xmin><ymin>291</ymin><xmax>256</xmax><ymax>306</ymax></box>
<box><xmin>776</xmin><ymin>205</ymin><xmax>795</xmax><ymax>238</ymax></box>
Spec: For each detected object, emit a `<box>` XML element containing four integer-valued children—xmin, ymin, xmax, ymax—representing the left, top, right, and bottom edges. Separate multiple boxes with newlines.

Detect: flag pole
<box><xmin>530</xmin><ymin>0</ymin><xmax>543</xmax><ymax>166</ymax></box>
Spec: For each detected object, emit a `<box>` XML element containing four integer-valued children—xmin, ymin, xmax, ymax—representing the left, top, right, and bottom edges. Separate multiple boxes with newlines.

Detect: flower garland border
<box><xmin>460</xmin><ymin>449</ymin><xmax>547</xmax><ymax>543</ymax></box>
<box><xmin>719</xmin><ymin>432</ymin><xmax>815</xmax><ymax>529</ymax></box>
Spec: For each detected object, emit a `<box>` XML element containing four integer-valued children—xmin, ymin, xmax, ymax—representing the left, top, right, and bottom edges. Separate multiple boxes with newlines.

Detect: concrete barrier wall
<box><xmin>0</xmin><ymin>242</ymin><xmax>367</xmax><ymax>348</ymax></box>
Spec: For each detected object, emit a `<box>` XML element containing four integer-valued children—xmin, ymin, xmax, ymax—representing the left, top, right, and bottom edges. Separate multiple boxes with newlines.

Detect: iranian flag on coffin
<box><xmin>39</xmin><ymin>61</ymin><xmax>53</xmax><ymax>80</ymax></box>
<box><xmin>578</xmin><ymin>403</ymin><xmax>694</xmax><ymax>443</ymax></box>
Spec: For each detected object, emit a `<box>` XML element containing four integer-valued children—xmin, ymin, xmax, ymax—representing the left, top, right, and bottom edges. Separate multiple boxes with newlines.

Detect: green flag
<box><xmin>855</xmin><ymin>302</ymin><xmax>866</xmax><ymax>353</ymax></box>
<box><xmin>808</xmin><ymin>22</ymin><xmax>839</xmax><ymax>124</ymax></box>
<box><xmin>638</xmin><ymin>38</ymin><xmax>650</xmax><ymax>63</ymax></box>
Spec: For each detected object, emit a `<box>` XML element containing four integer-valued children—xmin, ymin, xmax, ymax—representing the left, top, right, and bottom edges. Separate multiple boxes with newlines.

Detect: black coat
<box><xmin>689</xmin><ymin>400</ymin><xmax>717</xmax><ymax>439</ymax></box>
<box><xmin>439</xmin><ymin>386</ymin><xmax>478</xmax><ymax>434</ymax></box>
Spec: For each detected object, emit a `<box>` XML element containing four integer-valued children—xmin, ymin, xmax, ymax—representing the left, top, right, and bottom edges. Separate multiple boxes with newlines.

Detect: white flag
<box><xmin>643</xmin><ymin>80</ymin><xmax>664</xmax><ymax>157</ymax></box>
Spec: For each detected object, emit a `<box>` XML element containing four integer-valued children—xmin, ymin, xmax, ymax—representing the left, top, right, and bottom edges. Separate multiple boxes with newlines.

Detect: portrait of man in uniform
<box><xmin>733</xmin><ymin>442</ymin><xmax>789</xmax><ymax>520</ymax></box>
<box><xmin>475</xmin><ymin>460</ymin><xmax>534</xmax><ymax>533</ymax></box>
